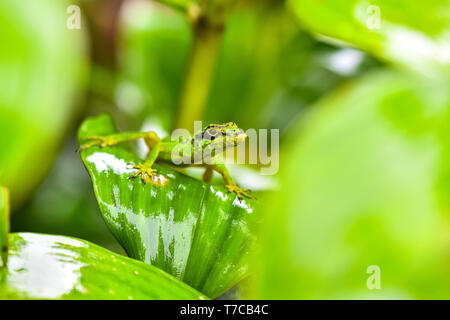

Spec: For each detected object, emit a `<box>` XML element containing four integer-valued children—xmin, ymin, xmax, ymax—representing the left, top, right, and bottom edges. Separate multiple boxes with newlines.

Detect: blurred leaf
<box><xmin>288</xmin><ymin>0</ymin><xmax>450</xmax><ymax>76</ymax></box>
<box><xmin>0</xmin><ymin>187</ymin><xmax>9</xmax><ymax>267</ymax></box>
<box><xmin>206</xmin><ymin>6</ymin><xmax>296</xmax><ymax>129</ymax></box>
<box><xmin>78</xmin><ymin>114</ymin><xmax>260</xmax><ymax>298</ymax></box>
<box><xmin>11</xmin><ymin>136</ymin><xmax>124</xmax><ymax>254</ymax></box>
<box><xmin>155</xmin><ymin>0</ymin><xmax>190</xmax><ymax>12</ymax></box>
<box><xmin>253</xmin><ymin>70</ymin><xmax>450</xmax><ymax>299</ymax></box>
<box><xmin>118</xmin><ymin>2</ymin><xmax>381</xmax><ymax>136</ymax></box>
<box><xmin>0</xmin><ymin>0</ymin><xmax>88</xmax><ymax>207</ymax></box>
<box><xmin>0</xmin><ymin>232</ymin><xmax>207</xmax><ymax>300</ymax></box>
<box><xmin>206</xmin><ymin>6</ymin><xmax>381</xmax><ymax>132</ymax></box>
<box><xmin>117</xmin><ymin>1</ymin><xmax>191</xmax><ymax>131</ymax></box>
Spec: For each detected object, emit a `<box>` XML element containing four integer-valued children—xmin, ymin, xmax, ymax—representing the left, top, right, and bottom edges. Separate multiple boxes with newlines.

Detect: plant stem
<box><xmin>0</xmin><ymin>186</ymin><xmax>9</xmax><ymax>268</ymax></box>
<box><xmin>175</xmin><ymin>16</ymin><xmax>224</xmax><ymax>132</ymax></box>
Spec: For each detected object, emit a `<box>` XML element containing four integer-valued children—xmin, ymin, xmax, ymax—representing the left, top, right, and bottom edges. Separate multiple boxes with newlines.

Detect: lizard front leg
<box><xmin>129</xmin><ymin>143</ymin><xmax>164</xmax><ymax>185</ymax></box>
<box><xmin>211</xmin><ymin>163</ymin><xmax>255</xmax><ymax>200</ymax></box>
<box><xmin>79</xmin><ymin>131</ymin><xmax>160</xmax><ymax>151</ymax></box>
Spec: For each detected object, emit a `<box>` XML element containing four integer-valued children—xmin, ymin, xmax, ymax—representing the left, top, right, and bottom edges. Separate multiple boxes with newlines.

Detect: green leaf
<box><xmin>253</xmin><ymin>70</ymin><xmax>450</xmax><ymax>299</ymax></box>
<box><xmin>0</xmin><ymin>0</ymin><xmax>88</xmax><ymax>207</ymax></box>
<box><xmin>78</xmin><ymin>114</ymin><xmax>259</xmax><ymax>298</ymax></box>
<box><xmin>288</xmin><ymin>0</ymin><xmax>450</xmax><ymax>76</ymax></box>
<box><xmin>0</xmin><ymin>232</ymin><xmax>208</xmax><ymax>299</ymax></box>
<box><xmin>0</xmin><ymin>187</ymin><xmax>9</xmax><ymax>267</ymax></box>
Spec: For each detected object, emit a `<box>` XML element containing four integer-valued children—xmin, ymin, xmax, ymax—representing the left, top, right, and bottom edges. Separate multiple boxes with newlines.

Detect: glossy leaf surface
<box><xmin>288</xmin><ymin>0</ymin><xmax>450</xmax><ymax>76</ymax></box>
<box><xmin>78</xmin><ymin>114</ymin><xmax>259</xmax><ymax>298</ymax></box>
<box><xmin>0</xmin><ymin>233</ymin><xmax>207</xmax><ymax>300</ymax></box>
<box><xmin>253</xmin><ymin>70</ymin><xmax>450</xmax><ymax>299</ymax></box>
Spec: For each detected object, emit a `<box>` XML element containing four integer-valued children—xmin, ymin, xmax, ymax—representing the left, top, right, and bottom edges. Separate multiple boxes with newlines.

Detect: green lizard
<box><xmin>80</xmin><ymin>122</ymin><xmax>255</xmax><ymax>199</ymax></box>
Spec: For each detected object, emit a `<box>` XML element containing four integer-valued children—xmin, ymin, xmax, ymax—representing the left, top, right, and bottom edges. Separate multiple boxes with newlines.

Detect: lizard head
<box><xmin>194</xmin><ymin>122</ymin><xmax>247</xmax><ymax>151</ymax></box>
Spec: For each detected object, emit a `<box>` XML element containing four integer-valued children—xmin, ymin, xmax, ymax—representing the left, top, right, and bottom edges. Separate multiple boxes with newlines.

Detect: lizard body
<box><xmin>80</xmin><ymin>122</ymin><xmax>254</xmax><ymax>199</ymax></box>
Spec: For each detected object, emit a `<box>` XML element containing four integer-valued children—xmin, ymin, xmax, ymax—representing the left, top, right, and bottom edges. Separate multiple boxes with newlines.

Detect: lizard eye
<box><xmin>203</xmin><ymin>128</ymin><xmax>220</xmax><ymax>140</ymax></box>
<box><xmin>206</xmin><ymin>128</ymin><xmax>219</xmax><ymax>140</ymax></box>
<box><xmin>208</xmin><ymin>128</ymin><xmax>217</xmax><ymax>136</ymax></box>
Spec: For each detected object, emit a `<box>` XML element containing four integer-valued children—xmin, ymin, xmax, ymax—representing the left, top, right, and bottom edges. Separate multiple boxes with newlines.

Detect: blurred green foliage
<box><xmin>251</xmin><ymin>0</ymin><xmax>450</xmax><ymax>299</ymax></box>
<box><xmin>117</xmin><ymin>1</ymin><xmax>191</xmax><ymax>131</ymax></box>
<box><xmin>2</xmin><ymin>0</ymin><xmax>449</xmax><ymax>300</ymax></box>
<box><xmin>117</xmin><ymin>1</ymin><xmax>382</xmax><ymax>134</ymax></box>
<box><xmin>253</xmin><ymin>71</ymin><xmax>450</xmax><ymax>298</ymax></box>
<box><xmin>0</xmin><ymin>0</ymin><xmax>88</xmax><ymax>208</ymax></box>
<box><xmin>289</xmin><ymin>0</ymin><xmax>450</xmax><ymax>76</ymax></box>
